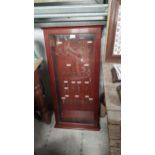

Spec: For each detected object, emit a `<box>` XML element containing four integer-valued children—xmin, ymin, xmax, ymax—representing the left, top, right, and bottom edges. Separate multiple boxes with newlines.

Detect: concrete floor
<box><xmin>34</xmin><ymin>115</ymin><xmax>109</xmax><ymax>155</ymax></box>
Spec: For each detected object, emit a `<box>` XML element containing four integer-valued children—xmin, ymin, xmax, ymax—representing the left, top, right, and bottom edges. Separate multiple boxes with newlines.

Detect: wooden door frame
<box><xmin>105</xmin><ymin>0</ymin><xmax>121</xmax><ymax>63</ymax></box>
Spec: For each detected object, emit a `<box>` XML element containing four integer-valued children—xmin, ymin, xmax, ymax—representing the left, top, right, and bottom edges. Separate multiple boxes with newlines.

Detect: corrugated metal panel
<box><xmin>34</xmin><ymin>4</ymin><xmax>108</xmax><ymax>27</ymax></box>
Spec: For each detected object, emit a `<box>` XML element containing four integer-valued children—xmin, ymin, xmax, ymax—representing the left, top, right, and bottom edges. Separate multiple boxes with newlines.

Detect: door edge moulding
<box><xmin>105</xmin><ymin>0</ymin><xmax>121</xmax><ymax>63</ymax></box>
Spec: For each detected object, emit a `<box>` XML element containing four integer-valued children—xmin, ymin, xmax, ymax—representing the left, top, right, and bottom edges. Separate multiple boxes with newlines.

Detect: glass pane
<box><xmin>49</xmin><ymin>33</ymin><xmax>96</xmax><ymax>123</ymax></box>
<box><xmin>113</xmin><ymin>5</ymin><xmax>121</xmax><ymax>56</ymax></box>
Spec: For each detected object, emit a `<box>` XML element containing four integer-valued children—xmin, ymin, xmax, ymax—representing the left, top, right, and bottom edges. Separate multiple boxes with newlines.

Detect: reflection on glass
<box><xmin>113</xmin><ymin>5</ymin><xmax>121</xmax><ymax>56</ymax></box>
<box><xmin>49</xmin><ymin>33</ymin><xmax>96</xmax><ymax>123</ymax></box>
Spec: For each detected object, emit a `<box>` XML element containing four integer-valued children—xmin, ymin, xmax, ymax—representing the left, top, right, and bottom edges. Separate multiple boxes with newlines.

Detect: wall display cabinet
<box><xmin>44</xmin><ymin>26</ymin><xmax>102</xmax><ymax>130</ymax></box>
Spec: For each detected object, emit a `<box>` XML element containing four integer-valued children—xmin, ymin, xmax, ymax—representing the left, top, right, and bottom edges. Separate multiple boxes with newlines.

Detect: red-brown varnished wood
<box><xmin>55</xmin><ymin>122</ymin><xmax>100</xmax><ymax>131</ymax></box>
<box><xmin>105</xmin><ymin>0</ymin><xmax>121</xmax><ymax>63</ymax></box>
<box><xmin>43</xmin><ymin>26</ymin><xmax>102</xmax><ymax>130</ymax></box>
<box><xmin>34</xmin><ymin>69</ymin><xmax>51</xmax><ymax>124</ymax></box>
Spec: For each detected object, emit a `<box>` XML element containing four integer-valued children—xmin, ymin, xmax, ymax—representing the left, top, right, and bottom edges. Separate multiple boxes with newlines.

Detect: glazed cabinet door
<box><xmin>44</xmin><ymin>26</ymin><xmax>102</xmax><ymax>130</ymax></box>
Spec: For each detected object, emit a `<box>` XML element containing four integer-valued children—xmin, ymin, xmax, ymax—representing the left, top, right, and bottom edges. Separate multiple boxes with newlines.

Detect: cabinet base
<box><xmin>55</xmin><ymin>122</ymin><xmax>100</xmax><ymax>131</ymax></box>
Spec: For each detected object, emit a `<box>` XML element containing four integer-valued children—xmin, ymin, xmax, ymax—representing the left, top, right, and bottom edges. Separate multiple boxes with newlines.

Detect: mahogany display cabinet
<box><xmin>44</xmin><ymin>26</ymin><xmax>102</xmax><ymax>130</ymax></box>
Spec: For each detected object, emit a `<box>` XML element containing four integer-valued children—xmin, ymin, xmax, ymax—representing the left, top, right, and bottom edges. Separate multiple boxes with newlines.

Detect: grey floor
<box><xmin>34</xmin><ymin>115</ymin><xmax>109</xmax><ymax>155</ymax></box>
